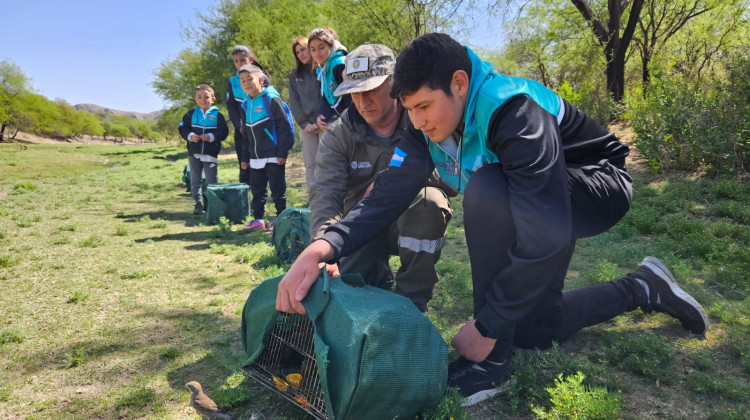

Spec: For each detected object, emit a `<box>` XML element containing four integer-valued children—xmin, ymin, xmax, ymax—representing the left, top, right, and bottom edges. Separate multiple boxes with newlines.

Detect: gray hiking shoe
<box><xmin>633</xmin><ymin>256</ymin><xmax>709</xmax><ymax>334</ymax></box>
<box><xmin>192</xmin><ymin>203</ymin><xmax>204</xmax><ymax>215</ymax></box>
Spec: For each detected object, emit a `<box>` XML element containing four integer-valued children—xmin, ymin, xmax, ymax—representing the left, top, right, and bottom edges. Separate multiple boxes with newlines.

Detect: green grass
<box><xmin>0</xmin><ymin>142</ymin><xmax>749</xmax><ymax>419</ymax></box>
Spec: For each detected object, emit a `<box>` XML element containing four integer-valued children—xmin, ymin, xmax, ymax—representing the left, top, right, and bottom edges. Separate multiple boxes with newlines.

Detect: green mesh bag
<box><xmin>205</xmin><ymin>183</ymin><xmax>249</xmax><ymax>225</ymax></box>
<box><xmin>241</xmin><ymin>270</ymin><xmax>448</xmax><ymax>419</ymax></box>
<box><xmin>271</xmin><ymin>208</ymin><xmax>311</xmax><ymax>263</ymax></box>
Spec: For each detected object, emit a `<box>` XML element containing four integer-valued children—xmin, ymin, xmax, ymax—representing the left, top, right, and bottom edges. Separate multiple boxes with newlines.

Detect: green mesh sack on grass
<box><xmin>182</xmin><ymin>164</ymin><xmax>191</xmax><ymax>191</ymax></box>
<box><xmin>205</xmin><ymin>183</ymin><xmax>249</xmax><ymax>225</ymax></box>
<box><xmin>241</xmin><ymin>270</ymin><xmax>448</xmax><ymax>419</ymax></box>
<box><xmin>271</xmin><ymin>208</ymin><xmax>311</xmax><ymax>263</ymax></box>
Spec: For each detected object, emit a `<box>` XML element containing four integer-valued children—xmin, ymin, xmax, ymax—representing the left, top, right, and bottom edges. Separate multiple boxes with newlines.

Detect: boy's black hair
<box><xmin>391</xmin><ymin>33</ymin><xmax>471</xmax><ymax>100</ymax></box>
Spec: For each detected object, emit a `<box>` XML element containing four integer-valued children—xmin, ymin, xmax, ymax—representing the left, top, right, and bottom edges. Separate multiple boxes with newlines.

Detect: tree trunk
<box><xmin>0</xmin><ymin>123</ymin><xmax>5</xmax><ymax>142</ymax></box>
<box><xmin>572</xmin><ymin>0</ymin><xmax>644</xmax><ymax>102</ymax></box>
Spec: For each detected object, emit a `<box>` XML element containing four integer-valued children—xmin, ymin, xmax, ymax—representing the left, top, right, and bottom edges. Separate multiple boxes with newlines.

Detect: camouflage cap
<box><xmin>334</xmin><ymin>44</ymin><xmax>395</xmax><ymax>96</ymax></box>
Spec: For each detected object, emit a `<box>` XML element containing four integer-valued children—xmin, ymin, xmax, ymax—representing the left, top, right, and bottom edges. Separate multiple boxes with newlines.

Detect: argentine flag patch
<box><xmin>389</xmin><ymin>147</ymin><xmax>407</xmax><ymax>167</ymax></box>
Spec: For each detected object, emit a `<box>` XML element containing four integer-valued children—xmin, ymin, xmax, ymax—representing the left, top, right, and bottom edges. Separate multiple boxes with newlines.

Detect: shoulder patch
<box><xmin>389</xmin><ymin>147</ymin><xmax>407</xmax><ymax>167</ymax></box>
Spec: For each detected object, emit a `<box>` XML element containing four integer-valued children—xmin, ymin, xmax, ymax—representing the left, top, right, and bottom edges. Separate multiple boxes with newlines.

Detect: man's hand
<box><xmin>241</xmin><ymin>162</ymin><xmax>249</xmax><ymax>170</ymax></box>
<box><xmin>363</xmin><ymin>181</ymin><xmax>375</xmax><ymax>198</ymax></box>
<box><xmin>278</xmin><ymin>157</ymin><xmax>287</xmax><ymax>165</ymax></box>
<box><xmin>316</xmin><ymin>115</ymin><xmax>327</xmax><ymax>131</ymax></box>
<box><xmin>324</xmin><ymin>263</ymin><xmax>340</xmax><ymax>277</ymax></box>
<box><xmin>451</xmin><ymin>320</ymin><xmax>497</xmax><ymax>362</ymax></box>
<box><xmin>304</xmin><ymin>123</ymin><xmax>317</xmax><ymax>134</ymax></box>
<box><xmin>276</xmin><ymin>240</ymin><xmax>334</xmax><ymax>314</ymax></box>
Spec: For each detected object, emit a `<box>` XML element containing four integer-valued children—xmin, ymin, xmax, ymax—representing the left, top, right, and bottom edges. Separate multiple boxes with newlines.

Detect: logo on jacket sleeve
<box><xmin>389</xmin><ymin>147</ymin><xmax>407</xmax><ymax>167</ymax></box>
<box><xmin>350</xmin><ymin>161</ymin><xmax>372</xmax><ymax>170</ymax></box>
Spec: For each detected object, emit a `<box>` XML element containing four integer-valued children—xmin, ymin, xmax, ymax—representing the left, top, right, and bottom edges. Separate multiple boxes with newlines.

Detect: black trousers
<box><xmin>464</xmin><ymin>160</ymin><xmax>642</xmax><ymax>360</ymax></box>
<box><xmin>248</xmin><ymin>163</ymin><xmax>286</xmax><ymax>220</ymax></box>
<box><xmin>234</xmin><ymin>131</ymin><xmax>251</xmax><ymax>186</ymax></box>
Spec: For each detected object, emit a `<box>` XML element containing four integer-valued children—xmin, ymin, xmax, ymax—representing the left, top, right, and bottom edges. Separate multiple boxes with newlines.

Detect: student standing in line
<box><xmin>237</xmin><ymin>65</ymin><xmax>294</xmax><ymax>231</ymax></box>
<box><xmin>308</xmin><ymin>28</ymin><xmax>351</xmax><ymax>132</ymax></box>
<box><xmin>178</xmin><ymin>84</ymin><xmax>228</xmax><ymax>214</ymax></box>
<box><xmin>226</xmin><ymin>45</ymin><xmax>271</xmax><ymax>186</ymax></box>
<box><xmin>288</xmin><ymin>36</ymin><xmax>323</xmax><ymax>188</ymax></box>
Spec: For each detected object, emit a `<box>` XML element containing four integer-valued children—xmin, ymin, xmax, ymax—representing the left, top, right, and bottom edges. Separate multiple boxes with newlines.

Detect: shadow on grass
<box><xmin>117</xmin><ymin>211</ymin><xmax>204</xmax><ymax>227</ymax></box>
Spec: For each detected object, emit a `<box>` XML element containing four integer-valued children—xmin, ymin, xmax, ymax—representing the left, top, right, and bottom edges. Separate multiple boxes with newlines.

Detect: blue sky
<box><xmin>1</xmin><ymin>1</ymin><xmax>502</xmax><ymax>113</ymax></box>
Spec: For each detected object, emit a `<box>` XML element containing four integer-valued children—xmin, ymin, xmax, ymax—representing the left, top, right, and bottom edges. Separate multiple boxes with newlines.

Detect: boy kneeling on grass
<box><xmin>275</xmin><ymin>33</ymin><xmax>709</xmax><ymax>406</ymax></box>
<box><xmin>179</xmin><ymin>84</ymin><xmax>229</xmax><ymax>215</ymax></box>
<box><xmin>238</xmin><ymin>65</ymin><xmax>294</xmax><ymax>231</ymax></box>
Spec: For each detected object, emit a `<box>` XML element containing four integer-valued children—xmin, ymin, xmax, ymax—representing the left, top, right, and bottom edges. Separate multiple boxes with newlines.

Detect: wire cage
<box><xmin>245</xmin><ymin>312</ymin><xmax>327</xmax><ymax>419</ymax></box>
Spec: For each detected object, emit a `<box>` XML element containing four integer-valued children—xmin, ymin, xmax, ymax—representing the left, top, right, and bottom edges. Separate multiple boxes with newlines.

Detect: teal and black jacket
<box><xmin>316</xmin><ymin>46</ymin><xmax>352</xmax><ymax>122</ymax></box>
<box><xmin>240</xmin><ymin>86</ymin><xmax>294</xmax><ymax>162</ymax></box>
<box><xmin>178</xmin><ymin>106</ymin><xmax>228</xmax><ymax>157</ymax></box>
<box><xmin>226</xmin><ymin>63</ymin><xmax>271</xmax><ymax>131</ymax></box>
<box><xmin>320</xmin><ymin>46</ymin><xmax>629</xmax><ymax>340</ymax></box>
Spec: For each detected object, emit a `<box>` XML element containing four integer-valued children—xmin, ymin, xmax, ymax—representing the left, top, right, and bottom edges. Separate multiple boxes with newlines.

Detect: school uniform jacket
<box><xmin>240</xmin><ymin>86</ymin><xmax>294</xmax><ymax>162</ymax></box>
<box><xmin>318</xmin><ymin>46</ymin><xmax>629</xmax><ymax>340</ymax></box>
<box><xmin>316</xmin><ymin>47</ymin><xmax>352</xmax><ymax>122</ymax></box>
<box><xmin>178</xmin><ymin>106</ymin><xmax>228</xmax><ymax>157</ymax></box>
<box><xmin>227</xmin><ymin>63</ymin><xmax>271</xmax><ymax>131</ymax></box>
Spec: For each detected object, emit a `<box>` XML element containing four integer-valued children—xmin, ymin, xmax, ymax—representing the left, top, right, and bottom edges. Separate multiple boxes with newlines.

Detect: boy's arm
<box><xmin>475</xmin><ymin>95</ymin><xmax>572</xmax><ymax>342</ymax></box>
<box><xmin>320</xmin><ymin>124</ymin><xmax>430</xmax><ymax>261</ymax></box>
<box><xmin>226</xmin><ymin>79</ymin><xmax>242</xmax><ymax>130</ymax></box>
<box><xmin>178</xmin><ymin>110</ymin><xmax>193</xmax><ymax>142</ymax></box>
<box><xmin>270</xmin><ymin>97</ymin><xmax>294</xmax><ymax>158</ymax></box>
<box><xmin>214</xmin><ymin>112</ymin><xmax>229</xmax><ymax>142</ymax></box>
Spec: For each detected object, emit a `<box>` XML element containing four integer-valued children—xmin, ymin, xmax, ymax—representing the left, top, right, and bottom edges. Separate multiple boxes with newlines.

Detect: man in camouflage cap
<box><xmin>307</xmin><ymin>43</ymin><xmax>454</xmax><ymax>311</ymax></box>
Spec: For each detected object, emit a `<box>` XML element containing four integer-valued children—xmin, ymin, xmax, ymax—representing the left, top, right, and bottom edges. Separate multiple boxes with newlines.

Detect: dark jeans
<box><xmin>248</xmin><ymin>162</ymin><xmax>286</xmax><ymax>220</ymax></box>
<box><xmin>464</xmin><ymin>161</ymin><xmax>641</xmax><ymax>361</ymax></box>
<box><xmin>234</xmin><ymin>131</ymin><xmax>251</xmax><ymax>186</ymax></box>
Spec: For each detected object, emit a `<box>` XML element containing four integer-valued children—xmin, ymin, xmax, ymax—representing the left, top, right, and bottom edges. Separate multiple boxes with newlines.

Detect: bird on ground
<box><xmin>186</xmin><ymin>381</ymin><xmax>233</xmax><ymax>420</ymax></box>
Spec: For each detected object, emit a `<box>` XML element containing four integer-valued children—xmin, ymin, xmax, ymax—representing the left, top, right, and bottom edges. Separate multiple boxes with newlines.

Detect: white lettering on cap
<box><xmin>345</xmin><ymin>57</ymin><xmax>369</xmax><ymax>75</ymax></box>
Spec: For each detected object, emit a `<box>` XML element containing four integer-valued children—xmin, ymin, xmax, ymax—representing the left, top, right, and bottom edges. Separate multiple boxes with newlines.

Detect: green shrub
<box><xmin>0</xmin><ymin>328</ymin><xmax>24</xmax><ymax>346</ymax></box>
<box><xmin>13</xmin><ymin>180</ymin><xmax>38</xmax><ymax>192</ymax></box>
<box><xmin>67</xmin><ymin>290</ymin><xmax>89</xmax><ymax>304</ymax></box>
<box><xmin>419</xmin><ymin>387</ymin><xmax>470</xmax><ymax>420</ymax></box>
<box><xmin>627</xmin><ymin>57</ymin><xmax>750</xmax><ymax>175</ymax></box>
<box><xmin>79</xmin><ymin>234</ymin><xmax>103</xmax><ymax>248</ymax></box>
<box><xmin>0</xmin><ymin>254</ymin><xmax>20</xmax><ymax>268</ymax></box>
<box><xmin>532</xmin><ymin>371</ymin><xmax>621</xmax><ymax>420</ymax></box>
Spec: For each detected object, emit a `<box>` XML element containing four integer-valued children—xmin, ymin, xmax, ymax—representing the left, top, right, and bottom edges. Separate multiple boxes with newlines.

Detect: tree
<box><xmin>633</xmin><ymin>0</ymin><xmax>714</xmax><ymax>85</ymax></box>
<box><xmin>570</xmin><ymin>0</ymin><xmax>645</xmax><ymax>102</ymax></box>
<box><xmin>0</xmin><ymin>61</ymin><xmax>33</xmax><ymax>142</ymax></box>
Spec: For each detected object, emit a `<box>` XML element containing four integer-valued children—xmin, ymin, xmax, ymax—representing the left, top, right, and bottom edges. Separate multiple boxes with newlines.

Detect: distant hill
<box><xmin>74</xmin><ymin>103</ymin><xmax>162</xmax><ymax>121</ymax></box>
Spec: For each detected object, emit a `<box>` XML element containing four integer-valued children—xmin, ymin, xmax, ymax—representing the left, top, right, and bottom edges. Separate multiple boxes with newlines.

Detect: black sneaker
<box><xmin>448</xmin><ymin>357</ymin><xmax>515</xmax><ymax>406</ymax></box>
<box><xmin>192</xmin><ymin>203</ymin><xmax>204</xmax><ymax>215</ymax></box>
<box><xmin>633</xmin><ymin>256</ymin><xmax>709</xmax><ymax>334</ymax></box>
